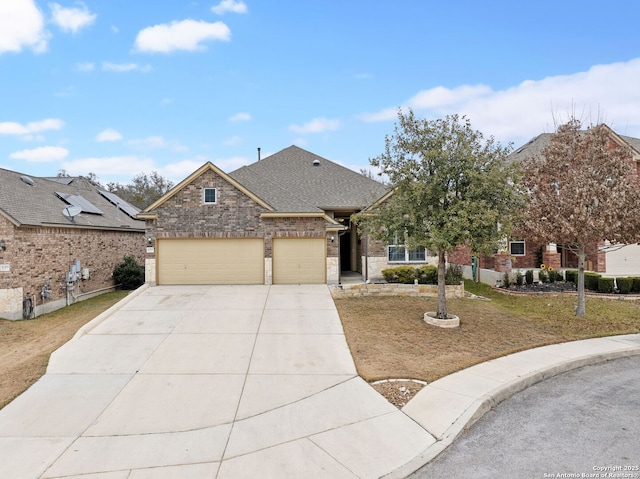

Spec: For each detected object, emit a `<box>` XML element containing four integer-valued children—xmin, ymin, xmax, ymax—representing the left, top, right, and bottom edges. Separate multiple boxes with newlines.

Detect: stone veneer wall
<box><xmin>0</xmin><ymin>222</ymin><xmax>144</xmax><ymax>320</ymax></box>
<box><xmin>330</xmin><ymin>282</ymin><xmax>464</xmax><ymax>299</ymax></box>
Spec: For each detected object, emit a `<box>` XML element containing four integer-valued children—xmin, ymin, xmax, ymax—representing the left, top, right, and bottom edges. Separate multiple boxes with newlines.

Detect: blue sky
<box><xmin>2</xmin><ymin>0</ymin><xmax>640</xmax><ymax>185</ymax></box>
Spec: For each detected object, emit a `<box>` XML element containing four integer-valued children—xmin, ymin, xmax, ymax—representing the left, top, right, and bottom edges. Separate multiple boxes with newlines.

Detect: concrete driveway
<box><xmin>0</xmin><ymin>284</ymin><xmax>434</xmax><ymax>479</ymax></box>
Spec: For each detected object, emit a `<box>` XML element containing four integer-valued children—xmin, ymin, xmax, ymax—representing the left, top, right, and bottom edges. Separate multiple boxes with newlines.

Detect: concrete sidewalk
<box><xmin>1</xmin><ymin>284</ymin><xmax>639</xmax><ymax>478</ymax></box>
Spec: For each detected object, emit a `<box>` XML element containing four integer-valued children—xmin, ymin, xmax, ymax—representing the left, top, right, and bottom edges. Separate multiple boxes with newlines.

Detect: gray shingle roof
<box><xmin>508</xmin><ymin>130</ymin><xmax>640</xmax><ymax>164</ymax></box>
<box><xmin>229</xmin><ymin>145</ymin><xmax>389</xmax><ymax>212</ymax></box>
<box><xmin>0</xmin><ymin>168</ymin><xmax>144</xmax><ymax>230</ymax></box>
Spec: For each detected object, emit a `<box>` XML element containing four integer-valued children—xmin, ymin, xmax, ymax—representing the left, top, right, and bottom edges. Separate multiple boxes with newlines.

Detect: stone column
<box><xmin>542</xmin><ymin>243</ymin><xmax>561</xmax><ymax>270</ymax></box>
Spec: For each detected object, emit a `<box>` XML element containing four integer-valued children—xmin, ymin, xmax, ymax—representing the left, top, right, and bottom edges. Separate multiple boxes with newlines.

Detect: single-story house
<box><xmin>139</xmin><ymin>145</ymin><xmax>437</xmax><ymax>285</ymax></box>
<box><xmin>0</xmin><ymin>168</ymin><xmax>146</xmax><ymax>319</ymax></box>
<box><xmin>449</xmin><ymin>126</ymin><xmax>640</xmax><ymax>282</ymax></box>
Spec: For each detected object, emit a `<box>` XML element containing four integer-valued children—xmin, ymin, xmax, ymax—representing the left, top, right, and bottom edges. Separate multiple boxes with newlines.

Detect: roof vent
<box><xmin>20</xmin><ymin>175</ymin><xmax>35</xmax><ymax>186</ymax></box>
<box><xmin>313</xmin><ymin>159</ymin><xmax>320</xmax><ymax>166</ymax></box>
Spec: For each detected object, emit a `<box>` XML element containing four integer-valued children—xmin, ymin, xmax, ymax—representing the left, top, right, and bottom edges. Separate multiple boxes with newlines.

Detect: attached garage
<box><xmin>157</xmin><ymin>238</ymin><xmax>264</xmax><ymax>285</ymax></box>
<box><xmin>273</xmin><ymin>238</ymin><xmax>326</xmax><ymax>284</ymax></box>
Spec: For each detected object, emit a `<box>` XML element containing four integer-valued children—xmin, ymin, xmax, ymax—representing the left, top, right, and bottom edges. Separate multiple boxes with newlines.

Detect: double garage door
<box><xmin>157</xmin><ymin>238</ymin><xmax>325</xmax><ymax>285</ymax></box>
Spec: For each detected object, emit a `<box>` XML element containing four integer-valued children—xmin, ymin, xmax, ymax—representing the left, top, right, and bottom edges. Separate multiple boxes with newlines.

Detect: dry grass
<box><xmin>334</xmin><ymin>282</ymin><xmax>640</xmax><ymax>383</ymax></box>
<box><xmin>0</xmin><ymin>291</ymin><xmax>129</xmax><ymax>409</ymax></box>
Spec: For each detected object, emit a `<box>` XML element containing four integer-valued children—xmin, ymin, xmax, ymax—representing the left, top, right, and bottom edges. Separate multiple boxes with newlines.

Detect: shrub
<box><xmin>381</xmin><ymin>266</ymin><xmax>416</xmax><ymax>284</ymax></box>
<box><xmin>616</xmin><ymin>277</ymin><xmax>633</xmax><ymax>294</ymax></box>
<box><xmin>113</xmin><ymin>255</ymin><xmax>144</xmax><ymax>290</ymax></box>
<box><xmin>538</xmin><ymin>270</ymin><xmax>548</xmax><ymax>283</ymax></box>
<box><xmin>416</xmin><ymin>265</ymin><xmax>438</xmax><ymax>284</ymax></box>
<box><xmin>515</xmin><ymin>271</ymin><xmax>524</xmax><ymax>286</ymax></box>
<box><xmin>584</xmin><ymin>272</ymin><xmax>601</xmax><ymax>291</ymax></box>
<box><xmin>445</xmin><ymin>264</ymin><xmax>464</xmax><ymax>285</ymax></box>
<box><xmin>547</xmin><ymin>269</ymin><xmax>557</xmax><ymax>283</ymax></box>
<box><xmin>598</xmin><ymin>277</ymin><xmax>615</xmax><ymax>294</ymax></box>
<box><xmin>565</xmin><ymin>270</ymin><xmax>578</xmax><ymax>284</ymax></box>
<box><xmin>525</xmin><ymin>270</ymin><xmax>534</xmax><ymax>285</ymax></box>
<box><xmin>632</xmin><ymin>277</ymin><xmax>640</xmax><ymax>294</ymax></box>
<box><xmin>502</xmin><ymin>271</ymin><xmax>510</xmax><ymax>288</ymax></box>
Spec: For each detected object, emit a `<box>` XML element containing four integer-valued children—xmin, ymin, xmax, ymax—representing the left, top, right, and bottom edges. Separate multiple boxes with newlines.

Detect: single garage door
<box><xmin>272</xmin><ymin>238</ymin><xmax>326</xmax><ymax>284</ymax></box>
<box><xmin>157</xmin><ymin>238</ymin><xmax>264</xmax><ymax>285</ymax></box>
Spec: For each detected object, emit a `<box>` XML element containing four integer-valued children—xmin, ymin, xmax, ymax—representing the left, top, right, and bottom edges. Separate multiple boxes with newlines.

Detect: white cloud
<box><xmin>102</xmin><ymin>62</ymin><xmax>151</xmax><ymax>72</ymax></box>
<box><xmin>0</xmin><ymin>0</ymin><xmax>48</xmax><ymax>54</ymax></box>
<box><xmin>96</xmin><ymin>128</ymin><xmax>122</xmax><ymax>142</ymax></box>
<box><xmin>289</xmin><ymin>117</ymin><xmax>341</xmax><ymax>134</ymax></box>
<box><xmin>160</xmin><ymin>159</ymin><xmax>207</xmax><ymax>182</ymax></box>
<box><xmin>127</xmin><ymin>136</ymin><xmax>187</xmax><ymax>152</ymax></box>
<box><xmin>49</xmin><ymin>2</ymin><xmax>96</xmax><ymax>34</ymax></box>
<box><xmin>212</xmin><ymin>0</ymin><xmax>248</xmax><ymax>15</ymax></box>
<box><xmin>213</xmin><ymin>156</ymin><xmax>252</xmax><ymax>172</ymax></box>
<box><xmin>76</xmin><ymin>61</ymin><xmax>94</xmax><ymax>71</ymax></box>
<box><xmin>359</xmin><ymin>57</ymin><xmax>640</xmax><ymax>145</ymax></box>
<box><xmin>228</xmin><ymin>112</ymin><xmax>252</xmax><ymax>122</ymax></box>
<box><xmin>0</xmin><ymin>118</ymin><xmax>64</xmax><ymax>135</ymax></box>
<box><xmin>62</xmin><ymin>156</ymin><xmax>155</xmax><ymax>177</ymax></box>
<box><xmin>9</xmin><ymin>145</ymin><xmax>68</xmax><ymax>162</ymax></box>
<box><xmin>134</xmin><ymin>19</ymin><xmax>231</xmax><ymax>53</ymax></box>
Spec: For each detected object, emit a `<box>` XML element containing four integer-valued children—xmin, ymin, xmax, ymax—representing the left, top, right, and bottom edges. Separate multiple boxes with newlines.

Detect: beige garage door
<box><xmin>157</xmin><ymin>238</ymin><xmax>264</xmax><ymax>285</ymax></box>
<box><xmin>273</xmin><ymin>238</ymin><xmax>326</xmax><ymax>284</ymax></box>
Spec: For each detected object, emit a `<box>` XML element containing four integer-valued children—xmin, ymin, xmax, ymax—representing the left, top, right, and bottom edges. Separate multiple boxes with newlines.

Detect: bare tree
<box><xmin>106</xmin><ymin>171</ymin><xmax>173</xmax><ymax>210</ymax></box>
<box><xmin>519</xmin><ymin>118</ymin><xmax>640</xmax><ymax>316</ymax></box>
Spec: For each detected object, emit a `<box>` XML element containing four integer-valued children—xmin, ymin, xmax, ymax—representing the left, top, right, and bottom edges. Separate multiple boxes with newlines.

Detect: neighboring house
<box><xmin>0</xmin><ymin>168</ymin><xmax>146</xmax><ymax>320</ymax></box>
<box><xmin>449</xmin><ymin>126</ymin><xmax>640</xmax><ymax>281</ymax></box>
<box><xmin>139</xmin><ymin>145</ymin><xmax>437</xmax><ymax>286</ymax></box>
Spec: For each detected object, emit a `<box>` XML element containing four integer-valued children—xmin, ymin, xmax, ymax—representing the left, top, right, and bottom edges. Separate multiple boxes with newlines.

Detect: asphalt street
<box><xmin>409</xmin><ymin>355</ymin><xmax>640</xmax><ymax>479</ymax></box>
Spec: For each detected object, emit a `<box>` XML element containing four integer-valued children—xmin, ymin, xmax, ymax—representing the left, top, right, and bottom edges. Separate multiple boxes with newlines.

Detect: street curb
<box><xmin>383</xmin><ymin>335</ymin><xmax>640</xmax><ymax>479</ymax></box>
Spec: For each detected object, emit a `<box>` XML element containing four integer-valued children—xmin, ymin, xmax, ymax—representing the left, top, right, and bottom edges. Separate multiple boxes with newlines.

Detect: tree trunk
<box><xmin>576</xmin><ymin>245</ymin><xmax>586</xmax><ymax>317</ymax></box>
<box><xmin>437</xmin><ymin>250</ymin><xmax>448</xmax><ymax>319</ymax></box>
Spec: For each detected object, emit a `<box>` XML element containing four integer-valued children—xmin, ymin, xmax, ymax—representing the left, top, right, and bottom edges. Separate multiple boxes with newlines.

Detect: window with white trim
<box><xmin>388</xmin><ymin>245</ymin><xmax>427</xmax><ymax>263</ymax></box>
<box><xmin>203</xmin><ymin>188</ymin><xmax>217</xmax><ymax>204</ymax></box>
<box><xmin>509</xmin><ymin>240</ymin><xmax>525</xmax><ymax>256</ymax></box>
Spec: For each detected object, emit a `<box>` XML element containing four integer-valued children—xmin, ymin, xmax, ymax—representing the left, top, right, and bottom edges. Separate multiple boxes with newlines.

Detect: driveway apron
<box><xmin>0</xmin><ymin>284</ymin><xmax>435</xmax><ymax>479</ymax></box>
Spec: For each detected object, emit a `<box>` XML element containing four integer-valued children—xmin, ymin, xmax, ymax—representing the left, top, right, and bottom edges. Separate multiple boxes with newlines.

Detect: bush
<box><xmin>382</xmin><ymin>266</ymin><xmax>416</xmax><ymax>284</ymax></box>
<box><xmin>598</xmin><ymin>277</ymin><xmax>615</xmax><ymax>294</ymax></box>
<box><xmin>547</xmin><ymin>269</ymin><xmax>557</xmax><ymax>283</ymax></box>
<box><xmin>538</xmin><ymin>270</ymin><xmax>548</xmax><ymax>283</ymax></box>
<box><xmin>584</xmin><ymin>272</ymin><xmax>601</xmax><ymax>291</ymax></box>
<box><xmin>416</xmin><ymin>265</ymin><xmax>438</xmax><ymax>284</ymax></box>
<box><xmin>113</xmin><ymin>255</ymin><xmax>144</xmax><ymax>290</ymax></box>
<box><xmin>632</xmin><ymin>277</ymin><xmax>640</xmax><ymax>294</ymax></box>
<box><xmin>445</xmin><ymin>264</ymin><xmax>463</xmax><ymax>285</ymax></box>
<box><xmin>617</xmin><ymin>277</ymin><xmax>634</xmax><ymax>294</ymax></box>
<box><xmin>565</xmin><ymin>270</ymin><xmax>578</xmax><ymax>284</ymax></box>
<box><xmin>502</xmin><ymin>272</ymin><xmax>510</xmax><ymax>288</ymax></box>
<box><xmin>525</xmin><ymin>270</ymin><xmax>534</xmax><ymax>285</ymax></box>
<box><xmin>515</xmin><ymin>271</ymin><xmax>524</xmax><ymax>286</ymax></box>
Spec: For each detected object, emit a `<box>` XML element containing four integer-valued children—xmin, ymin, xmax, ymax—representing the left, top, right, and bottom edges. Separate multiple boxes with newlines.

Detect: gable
<box><xmin>140</xmin><ymin>162</ymin><xmax>273</xmax><ymax>218</ymax></box>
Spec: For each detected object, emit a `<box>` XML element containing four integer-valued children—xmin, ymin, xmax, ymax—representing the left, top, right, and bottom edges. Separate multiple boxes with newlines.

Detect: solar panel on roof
<box><xmin>56</xmin><ymin>192</ymin><xmax>104</xmax><ymax>215</ymax></box>
<box><xmin>98</xmin><ymin>190</ymin><xmax>141</xmax><ymax>218</ymax></box>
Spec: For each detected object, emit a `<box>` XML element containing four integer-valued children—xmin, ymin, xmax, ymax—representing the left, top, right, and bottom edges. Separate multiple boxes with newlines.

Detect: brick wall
<box><xmin>0</xmin><ymin>221</ymin><xmax>144</xmax><ymax>318</ymax></box>
<box><xmin>146</xmin><ymin>169</ymin><xmax>337</xmax><ymax>263</ymax></box>
<box><xmin>152</xmin><ymin>169</ymin><xmax>268</xmax><ymax>239</ymax></box>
